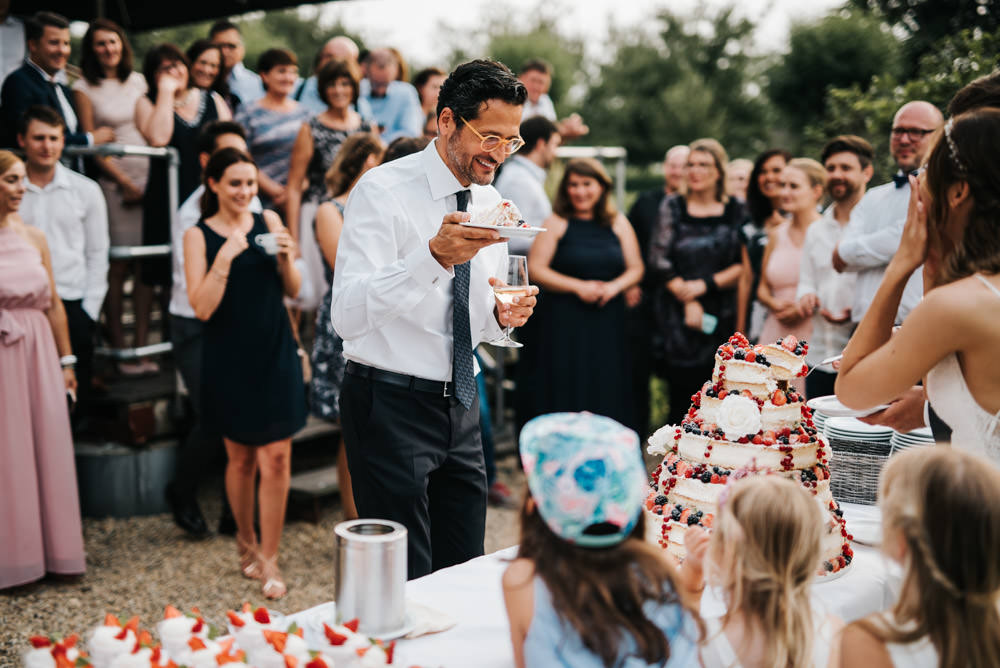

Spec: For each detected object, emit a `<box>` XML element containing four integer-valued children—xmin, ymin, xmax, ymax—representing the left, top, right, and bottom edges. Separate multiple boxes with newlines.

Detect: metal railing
<box><xmin>64</xmin><ymin>144</ymin><xmax>179</xmax><ymax>361</ymax></box>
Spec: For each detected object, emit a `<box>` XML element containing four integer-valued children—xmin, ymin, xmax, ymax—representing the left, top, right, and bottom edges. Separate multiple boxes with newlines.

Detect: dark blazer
<box><xmin>1</xmin><ymin>62</ymin><xmax>89</xmax><ymax>148</ymax></box>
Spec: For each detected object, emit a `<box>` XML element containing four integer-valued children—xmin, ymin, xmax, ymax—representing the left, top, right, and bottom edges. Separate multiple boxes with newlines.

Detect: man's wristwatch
<box><xmin>60</xmin><ymin>354</ymin><xmax>77</xmax><ymax>368</ymax></box>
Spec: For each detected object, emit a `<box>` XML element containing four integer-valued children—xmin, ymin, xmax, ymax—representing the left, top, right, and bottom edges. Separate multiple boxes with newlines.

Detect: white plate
<box><xmin>459</xmin><ymin>221</ymin><xmax>546</xmax><ymax>238</ymax></box>
<box><xmin>807</xmin><ymin>395</ymin><xmax>890</xmax><ymax>418</ymax></box>
<box><xmin>300</xmin><ymin>603</ymin><xmax>416</xmax><ymax>644</ymax></box>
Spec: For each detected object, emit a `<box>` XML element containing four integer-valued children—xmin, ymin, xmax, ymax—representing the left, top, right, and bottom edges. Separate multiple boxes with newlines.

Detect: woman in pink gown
<box><xmin>757</xmin><ymin>159</ymin><xmax>826</xmax><ymax>394</ymax></box>
<box><xmin>0</xmin><ymin>150</ymin><xmax>86</xmax><ymax>589</ymax></box>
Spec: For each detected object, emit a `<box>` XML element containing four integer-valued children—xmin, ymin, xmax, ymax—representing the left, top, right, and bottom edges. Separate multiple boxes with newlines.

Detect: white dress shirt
<box><xmin>332</xmin><ymin>140</ymin><xmax>507</xmax><ymax>381</ymax></box>
<box><xmin>21</xmin><ymin>164</ymin><xmax>109</xmax><ymax>320</ymax></box>
<box><xmin>797</xmin><ymin>206</ymin><xmax>857</xmax><ymax>365</ymax></box>
<box><xmin>837</xmin><ymin>179</ymin><xmax>923</xmax><ymax>324</ymax></box>
<box><xmin>228</xmin><ymin>62</ymin><xmax>265</xmax><ymax>108</ymax></box>
<box><xmin>169</xmin><ymin>185</ymin><xmax>263</xmax><ymax>319</ymax></box>
<box><xmin>0</xmin><ymin>16</ymin><xmax>25</xmax><ymax>85</ymax></box>
<box><xmin>522</xmin><ymin>94</ymin><xmax>557</xmax><ymax>122</ymax></box>
<box><xmin>494</xmin><ymin>155</ymin><xmax>550</xmax><ymax>255</ymax></box>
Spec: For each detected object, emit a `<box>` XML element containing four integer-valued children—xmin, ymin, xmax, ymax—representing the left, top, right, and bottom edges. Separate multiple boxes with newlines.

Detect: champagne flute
<box><xmin>490</xmin><ymin>255</ymin><xmax>529</xmax><ymax>348</ymax></box>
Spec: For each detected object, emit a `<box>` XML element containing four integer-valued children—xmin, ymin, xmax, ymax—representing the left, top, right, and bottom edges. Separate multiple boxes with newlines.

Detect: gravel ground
<box><xmin>0</xmin><ymin>457</ymin><xmax>525</xmax><ymax>664</ymax></box>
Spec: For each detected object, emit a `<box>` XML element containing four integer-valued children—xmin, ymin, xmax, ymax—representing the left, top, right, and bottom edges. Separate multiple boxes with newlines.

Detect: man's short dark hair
<box><xmin>209</xmin><ymin>20</ymin><xmax>240</xmax><ymax>38</ymax></box>
<box><xmin>18</xmin><ymin>105</ymin><xmax>65</xmax><ymax>137</ymax></box>
<box><xmin>257</xmin><ymin>48</ymin><xmax>297</xmax><ymax>74</ymax></box>
<box><xmin>26</xmin><ymin>11</ymin><xmax>69</xmax><ymax>42</ymax></box>
<box><xmin>820</xmin><ymin>135</ymin><xmax>874</xmax><ymax>169</ymax></box>
<box><xmin>948</xmin><ymin>71</ymin><xmax>1000</xmax><ymax>117</ymax></box>
<box><xmin>197</xmin><ymin>120</ymin><xmax>247</xmax><ymax>157</ymax></box>
<box><xmin>519</xmin><ymin>59</ymin><xmax>552</xmax><ymax>76</ymax></box>
<box><xmin>520</xmin><ymin>116</ymin><xmax>558</xmax><ymax>153</ymax></box>
<box><xmin>436</xmin><ymin>59</ymin><xmax>527</xmax><ymax>122</ymax></box>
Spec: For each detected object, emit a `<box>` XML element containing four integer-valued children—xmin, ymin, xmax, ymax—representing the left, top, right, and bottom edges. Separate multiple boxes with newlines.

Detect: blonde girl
<box><xmin>840</xmin><ymin>446</ymin><xmax>1000</xmax><ymax>667</ymax></box>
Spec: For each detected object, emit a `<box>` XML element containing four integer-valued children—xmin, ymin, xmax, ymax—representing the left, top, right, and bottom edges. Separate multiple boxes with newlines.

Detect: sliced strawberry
<box><xmin>226</xmin><ymin>610</ymin><xmax>246</xmax><ymax>627</ymax></box>
<box><xmin>384</xmin><ymin>640</ymin><xmax>396</xmax><ymax>663</ymax></box>
<box><xmin>188</xmin><ymin>637</ymin><xmax>207</xmax><ymax>651</ymax></box>
<box><xmin>292</xmin><ymin>626</ymin><xmax>304</xmax><ymax>638</ymax></box>
<box><xmin>253</xmin><ymin>607</ymin><xmax>271</xmax><ymax>624</ymax></box>
<box><xmin>241</xmin><ymin>602</ymin><xmax>253</xmax><ymax>613</ymax></box>
<box><xmin>284</xmin><ymin>656</ymin><xmax>298</xmax><ymax>668</ymax></box>
<box><xmin>29</xmin><ymin>636</ymin><xmax>52</xmax><ymax>648</ymax></box>
<box><xmin>717</xmin><ymin>390</ymin><xmax>728</xmax><ymax>400</ymax></box>
<box><xmin>744</xmin><ymin>350</ymin><xmax>755</xmax><ymax>363</ymax></box>
<box><xmin>323</xmin><ymin>622</ymin><xmax>348</xmax><ymax>645</ymax></box>
<box><xmin>702</xmin><ymin>514</ymin><xmax>714</xmax><ymax>528</ymax></box>
<box><xmin>305</xmin><ymin>658</ymin><xmax>331</xmax><ymax>668</ymax></box>
<box><xmin>191</xmin><ymin>606</ymin><xmax>202</xmax><ymax>616</ymax></box>
<box><xmin>217</xmin><ymin>654</ymin><xmax>243</xmax><ymax>666</ymax></box>
<box><xmin>137</xmin><ymin>630</ymin><xmax>153</xmax><ymax>646</ymax></box>
<box><xmin>781</xmin><ymin>335</ymin><xmax>798</xmax><ymax>352</ymax></box>
<box><xmin>771</xmin><ymin>389</ymin><xmax>786</xmax><ymax>406</ymax></box>
<box><xmin>191</xmin><ymin>618</ymin><xmax>204</xmax><ymax>633</ymax></box>
<box><xmin>104</xmin><ymin>613</ymin><xmax>121</xmax><ymax>627</ymax></box>
<box><xmin>115</xmin><ymin>626</ymin><xmax>130</xmax><ymax>641</ymax></box>
<box><xmin>763</xmin><ymin>430</ymin><xmax>776</xmax><ymax>445</ymax></box>
<box><xmin>679</xmin><ymin>508</ymin><xmax>690</xmax><ymax>523</ymax></box>
<box><xmin>62</xmin><ymin>635</ymin><xmax>79</xmax><ymax>649</ymax></box>
<box><xmin>751</xmin><ymin>435</ymin><xmax>763</xmax><ymax>445</ymax></box>
<box><xmin>741</xmin><ymin>389</ymin><xmax>753</xmax><ymax>398</ymax></box>
<box><xmin>163</xmin><ymin>605</ymin><xmax>183</xmax><ymax>619</ymax></box>
<box><xmin>262</xmin><ymin>629</ymin><xmax>287</xmax><ymax>653</ymax></box>
<box><xmin>342</xmin><ymin>618</ymin><xmax>360</xmax><ymax>633</ymax></box>
<box><xmin>217</xmin><ymin>637</ymin><xmax>235</xmax><ymax>654</ymax></box>
<box><xmin>151</xmin><ymin>646</ymin><xmax>162</xmax><ymax>662</ymax></box>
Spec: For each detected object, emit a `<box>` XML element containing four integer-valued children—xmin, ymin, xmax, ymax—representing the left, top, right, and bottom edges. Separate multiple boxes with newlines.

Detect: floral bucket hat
<box><xmin>519</xmin><ymin>412</ymin><xmax>647</xmax><ymax>548</ymax></box>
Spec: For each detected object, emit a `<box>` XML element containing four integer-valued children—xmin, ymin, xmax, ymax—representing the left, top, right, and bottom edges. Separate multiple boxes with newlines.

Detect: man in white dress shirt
<box><xmin>333</xmin><ymin>59</ymin><xmax>536</xmax><ymax>578</ymax></box>
<box><xmin>209</xmin><ymin>20</ymin><xmax>264</xmax><ymax>110</ymax></box>
<box><xmin>494</xmin><ymin>115</ymin><xmax>560</xmax><ymax>255</ymax></box>
<box><xmin>19</xmin><ymin>105</ymin><xmax>109</xmax><ymax>406</ymax></box>
<box><xmin>832</xmin><ymin>100</ymin><xmax>943</xmax><ymax>325</ymax></box>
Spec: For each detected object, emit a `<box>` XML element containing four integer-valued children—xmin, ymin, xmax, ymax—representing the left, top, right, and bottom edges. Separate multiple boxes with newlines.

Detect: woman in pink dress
<box><xmin>757</xmin><ymin>158</ymin><xmax>826</xmax><ymax>394</ymax></box>
<box><xmin>0</xmin><ymin>150</ymin><xmax>86</xmax><ymax>589</ymax></box>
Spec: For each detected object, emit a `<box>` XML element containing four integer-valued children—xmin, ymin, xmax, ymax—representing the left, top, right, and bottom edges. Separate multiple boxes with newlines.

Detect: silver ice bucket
<box><xmin>334</xmin><ymin>519</ymin><xmax>408</xmax><ymax>636</ymax></box>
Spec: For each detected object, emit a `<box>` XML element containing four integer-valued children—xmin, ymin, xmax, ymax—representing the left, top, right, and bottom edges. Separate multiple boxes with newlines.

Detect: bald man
<box><xmin>833</xmin><ymin>100</ymin><xmax>943</xmax><ymax>325</ymax></box>
<box><xmin>358</xmin><ymin>48</ymin><xmax>423</xmax><ymax>141</ymax></box>
<box><xmin>295</xmin><ymin>36</ymin><xmax>375</xmax><ymax>119</ymax></box>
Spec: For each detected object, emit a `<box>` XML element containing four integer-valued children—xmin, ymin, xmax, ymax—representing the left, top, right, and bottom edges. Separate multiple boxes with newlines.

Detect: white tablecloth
<box><xmin>292</xmin><ymin>503</ymin><xmax>898</xmax><ymax>668</ymax></box>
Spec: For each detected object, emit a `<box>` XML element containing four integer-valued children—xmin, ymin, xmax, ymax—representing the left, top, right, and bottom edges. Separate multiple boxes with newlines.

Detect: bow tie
<box><xmin>893</xmin><ymin>172</ymin><xmax>910</xmax><ymax>188</ymax></box>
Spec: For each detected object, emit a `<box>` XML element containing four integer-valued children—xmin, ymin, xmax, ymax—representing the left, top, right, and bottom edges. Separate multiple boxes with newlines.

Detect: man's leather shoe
<box><xmin>165</xmin><ymin>483</ymin><xmax>209</xmax><ymax>538</ymax></box>
<box><xmin>487</xmin><ymin>481</ymin><xmax>519</xmax><ymax>509</ymax></box>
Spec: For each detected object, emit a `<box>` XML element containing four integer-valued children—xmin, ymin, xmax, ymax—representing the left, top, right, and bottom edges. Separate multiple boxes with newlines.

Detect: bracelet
<box><xmin>60</xmin><ymin>354</ymin><xmax>77</xmax><ymax>368</ymax></box>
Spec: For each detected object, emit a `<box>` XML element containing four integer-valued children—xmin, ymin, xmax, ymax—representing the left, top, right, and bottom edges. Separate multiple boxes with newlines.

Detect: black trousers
<box><xmin>340</xmin><ymin>371</ymin><xmax>487</xmax><ymax>580</ymax></box>
<box><xmin>665</xmin><ymin>361</ymin><xmax>714</xmax><ymax>425</ymax></box>
<box><xmin>170</xmin><ymin>316</ymin><xmax>225</xmax><ymax>500</ymax></box>
<box><xmin>62</xmin><ymin>299</ymin><xmax>95</xmax><ymax>405</ymax></box>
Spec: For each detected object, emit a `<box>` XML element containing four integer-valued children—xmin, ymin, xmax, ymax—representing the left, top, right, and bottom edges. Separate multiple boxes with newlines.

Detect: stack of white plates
<box><xmin>806</xmin><ymin>395</ymin><xmax>890</xmax><ymax>436</ymax></box>
<box><xmin>890</xmin><ymin>426</ymin><xmax>935</xmax><ymax>452</ymax></box>
<box><xmin>824</xmin><ymin>416</ymin><xmax>894</xmax><ymax>454</ymax></box>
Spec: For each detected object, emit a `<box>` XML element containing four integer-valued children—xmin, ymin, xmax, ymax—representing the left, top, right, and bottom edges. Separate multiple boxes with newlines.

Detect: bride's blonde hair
<box><xmin>857</xmin><ymin>446</ymin><xmax>1000</xmax><ymax>668</ymax></box>
<box><xmin>707</xmin><ymin>476</ymin><xmax>823</xmax><ymax>667</ymax></box>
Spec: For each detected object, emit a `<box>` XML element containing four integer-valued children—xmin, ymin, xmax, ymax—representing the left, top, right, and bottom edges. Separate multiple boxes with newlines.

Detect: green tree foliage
<box><xmin>768</xmin><ymin>13</ymin><xmax>902</xmax><ymax>136</ymax></box>
<box><xmin>849</xmin><ymin>0</ymin><xmax>1000</xmax><ymax>67</ymax></box>
<box><xmin>802</xmin><ymin>27</ymin><xmax>1000</xmax><ymax>182</ymax></box>
<box><xmin>581</xmin><ymin>7</ymin><xmax>771</xmax><ymax>164</ymax></box>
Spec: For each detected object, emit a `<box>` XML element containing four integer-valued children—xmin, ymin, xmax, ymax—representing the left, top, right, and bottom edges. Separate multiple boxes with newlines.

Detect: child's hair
<box><xmin>708</xmin><ymin>475</ymin><xmax>823</xmax><ymax>667</ymax></box>
<box><xmin>324</xmin><ymin>133</ymin><xmax>383</xmax><ymax>198</ymax></box>
<box><xmin>516</xmin><ymin>499</ymin><xmax>695</xmax><ymax>667</ymax></box>
<box><xmin>857</xmin><ymin>446</ymin><xmax>1000</xmax><ymax>667</ymax></box>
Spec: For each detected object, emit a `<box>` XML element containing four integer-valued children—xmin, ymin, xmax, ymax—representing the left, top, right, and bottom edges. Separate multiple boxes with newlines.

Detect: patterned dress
<box><xmin>235</xmin><ymin>101</ymin><xmax>311</xmax><ymax>210</ymax></box>
<box><xmin>309</xmin><ymin>199</ymin><xmax>346</xmax><ymax>422</ymax></box>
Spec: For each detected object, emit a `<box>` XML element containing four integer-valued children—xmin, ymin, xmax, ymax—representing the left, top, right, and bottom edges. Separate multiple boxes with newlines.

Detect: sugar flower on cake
<box><xmin>23</xmin><ymin>634</ymin><xmax>89</xmax><ymax>668</ymax></box>
<box><xmin>87</xmin><ymin>615</ymin><xmax>139</xmax><ymax>667</ymax></box>
<box><xmin>716</xmin><ymin>394</ymin><xmax>762</xmax><ymax>441</ymax></box>
<box><xmin>647</xmin><ymin>424</ymin><xmax>675</xmax><ymax>455</ymax></box>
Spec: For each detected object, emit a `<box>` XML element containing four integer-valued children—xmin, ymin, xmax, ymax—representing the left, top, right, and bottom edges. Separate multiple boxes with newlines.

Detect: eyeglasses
<box><xmin>460</xmin><ymin>117</ymin><xmax>524</xmax><ymax>154</ymax></box>
<box><xmin>891</xmin><ymin>127</ymin><xmax>935</xmax><ymax>140</ymax></box>
<box><xmin>685</xmin><ymin>161</ymin><xmax>717</xmax><ymax>171</ymax></box>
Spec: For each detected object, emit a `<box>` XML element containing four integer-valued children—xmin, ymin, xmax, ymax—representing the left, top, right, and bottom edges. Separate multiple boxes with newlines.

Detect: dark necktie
<box><xmin>452</xmin><ymin>190</ymin><xmax>475</xmax><ymax>409</ymax></box>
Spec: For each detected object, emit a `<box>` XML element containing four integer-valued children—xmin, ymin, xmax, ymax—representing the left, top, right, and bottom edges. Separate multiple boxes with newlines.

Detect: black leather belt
<box><xmin>345</xmin><ymin>360</ymin><xmax>452</xmax><ymax>397</ymax></box>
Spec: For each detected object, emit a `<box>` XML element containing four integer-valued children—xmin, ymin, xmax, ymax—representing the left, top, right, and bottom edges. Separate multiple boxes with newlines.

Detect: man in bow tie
<box><xmin>1</xmin><ymin>11</ymin><xmax>114</xmax><ymax>160</ymax></box>
<box><xmin>332</xmin><ymin>59</ymin><xmax>538</xmax><ymax>579</ymax></box>
<box><xmin>832</xmin><ymin>100</ymin><xmax>943</xmax><ymax>326</ymax></box>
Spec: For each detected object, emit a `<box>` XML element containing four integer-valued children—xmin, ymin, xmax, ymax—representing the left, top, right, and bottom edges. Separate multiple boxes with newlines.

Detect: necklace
<box><xmin>173</xmin><ymin>89</ymin><xmax>197</xmax><ymax>109</ymax></box>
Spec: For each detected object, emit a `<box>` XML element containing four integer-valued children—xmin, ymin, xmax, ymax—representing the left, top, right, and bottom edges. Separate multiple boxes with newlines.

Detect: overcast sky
<box><xmin>318</xmin><ymin>0</ymin><xmax>846</xmax><ymax>66</ymax></box>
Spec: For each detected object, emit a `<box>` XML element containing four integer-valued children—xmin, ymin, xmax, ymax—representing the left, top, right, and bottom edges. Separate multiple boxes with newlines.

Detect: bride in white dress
<box><xmin>836</xmin><ymin>108</ymin><xmax>1000</xmax><ymax>464</ymax></box>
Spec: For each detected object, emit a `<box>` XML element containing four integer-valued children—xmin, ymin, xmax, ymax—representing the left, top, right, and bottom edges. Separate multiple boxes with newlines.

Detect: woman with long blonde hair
<box><xmin>840</xmin><ymin>446</ymin><xmax>1000</xmax><ymax>667</ymax></box>
<box><xmin>693</xmin><ymin>476</ymin><xmax>843</xmax><ymax>667</ymax></box>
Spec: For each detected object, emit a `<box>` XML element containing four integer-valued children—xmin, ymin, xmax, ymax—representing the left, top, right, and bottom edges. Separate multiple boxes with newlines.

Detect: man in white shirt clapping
<box><xmin>332</xmin><ymin>59</ymin><xmax>538</xmax><ymax>579</ymax></box>
<box><xmin>19</xmin><ymin>105</ymin><xmax>109</xmax><ymax>406</ymax></box>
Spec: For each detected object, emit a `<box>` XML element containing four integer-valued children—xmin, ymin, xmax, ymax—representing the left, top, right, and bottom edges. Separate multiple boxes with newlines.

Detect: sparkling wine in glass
<box><xmin>490</xmin><ymin>255</ymin><xmax>529</xmax><ymax>348</ymax></box>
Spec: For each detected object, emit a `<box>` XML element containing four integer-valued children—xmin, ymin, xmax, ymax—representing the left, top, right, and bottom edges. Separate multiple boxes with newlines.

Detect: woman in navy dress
<box><xmin>182</xmin><ymin>148</ymin><xmax>304</xmax><ymax>599</ymax></box>
<box><xmin>517</xmin><ymin>158</ymin><xmax>644</xmax><ymax>430</ymax></box>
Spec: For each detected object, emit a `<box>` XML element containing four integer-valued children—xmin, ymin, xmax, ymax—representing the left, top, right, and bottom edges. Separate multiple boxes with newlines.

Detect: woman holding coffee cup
<box><xmin>183</xmin><ymin>147</ymin><xmax>305</xmax><ymax>599</ymax></box>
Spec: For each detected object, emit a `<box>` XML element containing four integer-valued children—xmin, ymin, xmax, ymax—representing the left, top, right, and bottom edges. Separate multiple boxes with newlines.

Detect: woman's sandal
<box><xmin>258</xmin><ymin>553</ymin><xmax>287</xmax><ymax>599</ymax></box>
<box><xmin>237</xmin><ymin>535</ymin><xmax>262</xmax><ymax>580</ymax></box>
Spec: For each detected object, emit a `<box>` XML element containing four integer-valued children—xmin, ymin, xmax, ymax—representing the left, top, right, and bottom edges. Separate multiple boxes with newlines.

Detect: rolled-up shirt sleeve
<box><xmin>331</xmin><ymin>179</ymin><xmax>453</xmax><ymax>340</ymax></box>
<box><xmin>82</xmin><ymin>179</ymin><xmax>110</xmax><ymax>321</ymax></box>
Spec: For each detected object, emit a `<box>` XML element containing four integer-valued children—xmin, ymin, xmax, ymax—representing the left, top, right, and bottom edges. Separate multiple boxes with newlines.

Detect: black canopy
<box><xmin>13</xmin><ymin>0</ymin><xmax>343</xmax><ymax>31</ymax></box>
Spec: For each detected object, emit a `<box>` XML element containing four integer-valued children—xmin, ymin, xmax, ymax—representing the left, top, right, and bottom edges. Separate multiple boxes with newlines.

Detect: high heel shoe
<box><xmin>236</xmin><ymin>535</ymin><xmax>262</xmax><ymax>580</ymax></box>
<box><xmin>258</xmin><ymin>553</ymin><xmax>287</xmax><ymax>599</ymax></box>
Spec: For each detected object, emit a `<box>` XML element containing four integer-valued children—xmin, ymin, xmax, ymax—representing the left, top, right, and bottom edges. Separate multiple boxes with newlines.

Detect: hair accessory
<box><xmin>519</xmin><ymin>412</ymin><xmax>646</xmax><ymax>548</ymax></box>
<box><xmin>943</xmin><ymin>118</ymin><xmax>966</xmax><ymax>173</ymax></box>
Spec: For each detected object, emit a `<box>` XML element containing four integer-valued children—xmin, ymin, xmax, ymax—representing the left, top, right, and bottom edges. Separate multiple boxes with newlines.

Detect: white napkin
<box><xmin>403</xmin><ymin>599</ymin><xmax>457</xmax><ymax>639</ymax></box>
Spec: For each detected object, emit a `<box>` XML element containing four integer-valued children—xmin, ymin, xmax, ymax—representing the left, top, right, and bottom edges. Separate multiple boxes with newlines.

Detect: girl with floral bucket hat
<box><xmin>503</xmin><ymin>412</ymin><xmax>705</xmax><ymax>667</ymax></box>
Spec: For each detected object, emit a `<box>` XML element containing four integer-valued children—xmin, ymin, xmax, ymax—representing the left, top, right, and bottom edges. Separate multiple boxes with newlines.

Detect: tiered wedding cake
<box><xmin>645</xmin><ymin>332</ymin><xmax>853</xmax><ymax>575</ymax></box>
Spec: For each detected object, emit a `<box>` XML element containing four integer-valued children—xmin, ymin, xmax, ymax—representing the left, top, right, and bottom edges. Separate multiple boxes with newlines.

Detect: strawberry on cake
<box><xmin>23</xmin><ymin>635</ymin><xmax>89</xmax><ymax>668</ymax></box>
<box><xmin>645</xmin><ymin>332</ymin><xmax>853</xmax><ymax>576</ymax></box>
<box><xmin>470</xmin><ymin>198</ymin><xmax>531</xmax><ymax>229</ymax></box>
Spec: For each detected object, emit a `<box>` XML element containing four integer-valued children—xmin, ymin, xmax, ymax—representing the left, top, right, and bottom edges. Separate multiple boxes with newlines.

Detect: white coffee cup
<box><xmin>255</xmin><ymin>233</ymin><xmax>278</xmax><ymax>255</ymax></box>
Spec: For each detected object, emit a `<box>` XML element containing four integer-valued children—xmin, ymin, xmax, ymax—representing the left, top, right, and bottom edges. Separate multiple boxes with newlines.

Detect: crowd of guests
<box><xmin>3</xmin><ymin>13</ymin><xmax>1000</xmax><ymax>665</ymax></box>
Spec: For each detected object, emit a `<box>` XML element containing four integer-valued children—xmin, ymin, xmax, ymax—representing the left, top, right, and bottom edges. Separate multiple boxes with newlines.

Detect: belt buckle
<box><xmin>442</xmin><ymin>381</ymin><xmax>451</xmax><ymax>398</ymax></box>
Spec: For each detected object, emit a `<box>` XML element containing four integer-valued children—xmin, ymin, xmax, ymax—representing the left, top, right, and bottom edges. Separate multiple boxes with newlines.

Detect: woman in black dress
<box><xmin>183</xmin><ymin>148</ymin><xmax>305</xmax><ymax>599</ymax></box>
<box><xmin>648</xmin><ymin>139</ymin><xmax>750</xmax><ymax>425</ymax></box>
<box><xmin>517</xmin><ymin>158</ymin><xmax>644</xmax><ymax>429</ymax></box>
